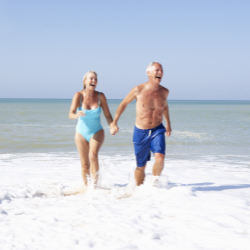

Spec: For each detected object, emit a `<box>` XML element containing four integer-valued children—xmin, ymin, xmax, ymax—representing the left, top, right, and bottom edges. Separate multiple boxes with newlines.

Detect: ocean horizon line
<box><xmin>0</xmin><ymin>98</ymin><xmax>249</xmax><ymax>102</ymax></box>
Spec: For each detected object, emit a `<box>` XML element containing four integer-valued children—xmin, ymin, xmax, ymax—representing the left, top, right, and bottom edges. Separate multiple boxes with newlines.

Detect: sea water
<box><xmin>0</xmin><ymin>99</ymin><xmax>250</xmax><ymax>250</ymax></box>
<box><xmin>1</xmin><ymin>99</ymin><xmax>250</xmax><ymax>156</ymax></box>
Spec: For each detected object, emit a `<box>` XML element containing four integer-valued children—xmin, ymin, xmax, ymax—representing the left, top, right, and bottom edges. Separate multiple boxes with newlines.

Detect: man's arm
<box><xmin>163</xmin><ymin>91</ymin><xmax>172</xmax><ymax>137</ymax></box>
<box><xmin>110</xmin><ymin>87</ymin><xmax>137</xmax><ymax>134</ymax></box>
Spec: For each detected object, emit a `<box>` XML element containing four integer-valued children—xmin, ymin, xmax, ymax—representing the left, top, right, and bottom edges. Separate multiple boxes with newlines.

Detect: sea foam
<box><xmin>0</xmin><ymin>152</ymin><xmax>250</xmax><ymax>250</ymax></box>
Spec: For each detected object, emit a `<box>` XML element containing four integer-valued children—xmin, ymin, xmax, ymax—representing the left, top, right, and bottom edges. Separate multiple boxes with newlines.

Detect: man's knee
<box><xmin>154</xmin><ymin>153</ymin><xmax>165</xmax><ymax>164</ymax></box>
<box><xmin>135</xmin><ymin>165</ymin><xmax>146</xmax><ymax>172</ymax></box>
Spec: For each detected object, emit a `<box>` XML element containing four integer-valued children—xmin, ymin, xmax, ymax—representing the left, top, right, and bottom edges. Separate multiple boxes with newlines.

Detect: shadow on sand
<box><xmin>168</xmin><ymin>182</ymin><xmax>250</xmax><ymax>192</ymax></box>
<box><xmin>193</xmin><ymin>184</ymin><xmax>250</xmax><ymax>192</ymax></box>
<box><xmin>113</xmin><ymin>182</ymin><xmax>250</xmax><ymax>192</ymax></box>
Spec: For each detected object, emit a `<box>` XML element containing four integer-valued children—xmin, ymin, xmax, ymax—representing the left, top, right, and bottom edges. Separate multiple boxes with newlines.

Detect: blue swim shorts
<box><xmin>133</xmin><ymin>123</ymin><xmax>166</xmax><ymax>167</ymax></box>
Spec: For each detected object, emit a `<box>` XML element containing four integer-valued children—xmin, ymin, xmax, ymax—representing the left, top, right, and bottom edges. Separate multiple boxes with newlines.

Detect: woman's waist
<box><xmin>77</xmin><ymin>118</ymin><xmax>102</xmax><ymax>128</ymax></box>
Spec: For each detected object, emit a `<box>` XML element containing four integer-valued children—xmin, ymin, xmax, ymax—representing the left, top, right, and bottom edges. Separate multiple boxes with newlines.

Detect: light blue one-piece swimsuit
<box><xmin>76</xmin><ymin>92</ymin><xmax>103</xmax><ymax>142</ymax></box>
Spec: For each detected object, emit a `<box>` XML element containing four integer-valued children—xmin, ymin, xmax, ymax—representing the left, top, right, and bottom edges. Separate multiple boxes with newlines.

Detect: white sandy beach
<box><xmin>1</xmin><ymin>153</ymin><xmax>250</xmax><ymax>250</ymax></box>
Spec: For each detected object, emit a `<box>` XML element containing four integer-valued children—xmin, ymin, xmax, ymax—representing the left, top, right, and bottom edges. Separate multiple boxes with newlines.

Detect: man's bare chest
<box><xmin>137</xmin><ymin>92</ymin><xmax>165</xmax><ymax>110</ymax></box>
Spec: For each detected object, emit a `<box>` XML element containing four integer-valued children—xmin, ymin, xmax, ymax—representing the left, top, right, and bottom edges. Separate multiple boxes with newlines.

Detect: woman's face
<box><xmin>84</xmin><ymin>73</ymin><xmax>97</xmax><ymax>90</ymax></box>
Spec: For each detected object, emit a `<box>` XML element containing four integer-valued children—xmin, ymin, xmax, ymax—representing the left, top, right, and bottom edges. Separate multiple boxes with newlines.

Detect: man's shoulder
<box><xmin>159</xmin><ymin>85</ymin><xmax>169</xmax><ymax>96</ymax></box>
<box><xmin>132</xmin><ymin>83</ymin><xmax>146</xmax><ymax>94</ymax></box>
<box><xmin>159</xmin><ymin>85</ymin><xmax>169</xmax><ymax>92</ymax></box>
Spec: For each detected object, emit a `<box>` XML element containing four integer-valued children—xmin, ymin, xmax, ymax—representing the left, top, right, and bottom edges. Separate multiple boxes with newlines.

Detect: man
<box><xmin>110</xmin><ymin>62</ymin><xmax>171</xmax><ymax>186</ymax></box>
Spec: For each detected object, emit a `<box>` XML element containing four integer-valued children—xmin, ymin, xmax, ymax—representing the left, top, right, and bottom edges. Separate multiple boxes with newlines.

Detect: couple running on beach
<box><xmin>69</xmin><ymin>62</ymin><xmax>172</xmax><ymax>187</ymax></box>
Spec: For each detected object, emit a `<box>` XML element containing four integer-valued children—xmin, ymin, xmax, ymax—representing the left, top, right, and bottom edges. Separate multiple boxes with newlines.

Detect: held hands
<box><xmin>110</xmin><ymin>122</ymin><xmax>119</xmax><ymax>135</ymax></box>
<box><xmin>75</xmin><ymin>111</ymin><xmax>85</xmax><ymax>118</ymax></box>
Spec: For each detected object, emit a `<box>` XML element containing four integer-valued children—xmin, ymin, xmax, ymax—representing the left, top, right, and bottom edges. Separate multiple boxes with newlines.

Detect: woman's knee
<box><xmin>81</xmin><ymin>163</ymin><xmax>89</xmax><ymax>171</ymax></box>
<box><xmin>89</xmin><ymin>151</ymin><xmax>98</xmax><ymax>162</ymax></box>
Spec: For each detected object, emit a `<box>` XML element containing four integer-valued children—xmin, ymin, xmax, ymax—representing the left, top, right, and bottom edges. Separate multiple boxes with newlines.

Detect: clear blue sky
<box><xmin>1</xmin><ymin>0</ymin><xmax>249</xmax><ymax>100</ymax></box>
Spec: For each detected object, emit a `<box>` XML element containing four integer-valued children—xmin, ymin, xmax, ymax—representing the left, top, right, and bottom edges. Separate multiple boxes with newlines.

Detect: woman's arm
<box><xmin>100</xmin><ymin>93</ymin><xmax>113</xmax><ymax>125</ymax></box>
<box><xmin>69</xmin><ymin>92</ymin><xmax>85</xmax><ymax>119</ymax></box>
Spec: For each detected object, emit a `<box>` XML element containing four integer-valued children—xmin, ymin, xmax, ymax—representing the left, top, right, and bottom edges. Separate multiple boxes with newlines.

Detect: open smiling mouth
<box><xmin>90</xmin><ymin>84</ymin><xmax>96</xmax><ymax>87</ymax></box>
<box><xmin>156</xmin><ymin>76</ymin><xmax>161</xmax><ymax>79</ymax></box>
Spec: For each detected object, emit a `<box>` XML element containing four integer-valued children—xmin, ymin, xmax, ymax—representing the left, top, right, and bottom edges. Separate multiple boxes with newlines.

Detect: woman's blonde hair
<box><xmin>82</xmin><ymin>71</ymin><xmax>98</xmax><ymax>89</ymax></box>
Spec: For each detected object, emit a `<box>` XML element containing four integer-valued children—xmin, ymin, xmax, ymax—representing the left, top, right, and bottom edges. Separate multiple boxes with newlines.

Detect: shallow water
<box><xmin>1</xmin><ymin>99</ymin><xmax>250</xmax><ymax>160</ymax></box>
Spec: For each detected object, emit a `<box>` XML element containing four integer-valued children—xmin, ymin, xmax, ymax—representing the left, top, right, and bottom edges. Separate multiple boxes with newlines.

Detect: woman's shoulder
<box><xmin>98</xmin><ymin>91</ymin><xmax>105</xmax><ymax>96</ymax></box>
<box><xmin>74</xmin><ymin>91</ymin><xmax>83</xmax><ymax>97</ymax></box>
<box><xmin>98</xmin><ymin>91</ymin><xmax>107</xmax><ymax>100</ymax></box>
<box><xmin>72</xmin><ymin>91</ymin><xmax>83</xmax><ymax>101</ymax></box>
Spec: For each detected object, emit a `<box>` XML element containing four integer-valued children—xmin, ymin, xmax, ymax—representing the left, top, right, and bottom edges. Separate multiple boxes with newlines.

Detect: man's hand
<box><xmin>110</xmin><ymin>122</ymin><xmax>119</xmax><ymax>135</ymax></box>
<box><xmin>165</xmin><ymin>126</ymin><xmax>172</xmax><ymax>137</ymax></box>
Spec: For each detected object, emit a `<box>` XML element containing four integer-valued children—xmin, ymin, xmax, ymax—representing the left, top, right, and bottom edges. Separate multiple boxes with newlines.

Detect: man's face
<box><xmin>148</xmin><ymin>63</ymin><xmax>164</xmax><ymax>83</ymax></box>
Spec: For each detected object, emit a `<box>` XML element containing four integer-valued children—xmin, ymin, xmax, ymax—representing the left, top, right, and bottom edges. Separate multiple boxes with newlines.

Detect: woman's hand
<box><xmin>75</xmin><ymin>110</ymin><xmax>85</xmax><ymax>118</ymax></box>
<box><xmin>110</xmin><ymin>122</ymin><xmax>119</xmax><ymax>135</ymax></box>
<box><xmin>110</xmin><ymin>128</ymin><xmax>116</xmax><ymax>135</ymax></box>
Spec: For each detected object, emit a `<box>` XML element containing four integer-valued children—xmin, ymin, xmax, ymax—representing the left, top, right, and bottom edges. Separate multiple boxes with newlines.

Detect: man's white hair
<box><xmin>146</xmin><ymin>61</ymin><xmax>162</xmax><ymax>74</ymax></box>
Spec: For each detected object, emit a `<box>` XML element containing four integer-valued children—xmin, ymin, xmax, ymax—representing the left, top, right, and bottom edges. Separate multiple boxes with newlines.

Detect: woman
<box><xmin>69</xmin><ymin>71</ymin><xmax>113</xmax><ymax>187</ymax></box>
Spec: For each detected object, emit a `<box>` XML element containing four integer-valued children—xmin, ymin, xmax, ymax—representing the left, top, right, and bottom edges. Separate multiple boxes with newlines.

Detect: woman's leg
<box><xmin>75</xmin><ymin>132</ymin><xmax>90</xmax><ymax>186</ymax></box>
<box><xmin>89</xmin><ymin>129</ymin><xmax>104</xmax><ymax>186</ymax></box>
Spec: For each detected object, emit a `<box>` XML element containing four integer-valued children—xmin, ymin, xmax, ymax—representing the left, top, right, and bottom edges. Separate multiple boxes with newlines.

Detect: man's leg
<box><xmin>151</xmin><ymin>153</ymin><xmax>165</xmax><ymax>186</ymax></box>
<box><xmin>135</xmin><ymin>152</ymin><xmax>164</xmax><ymax>186</ymax></box>
<box><xmin>152</xmin><ymin>153</ymin><xmax>165</xmax><ymax>176</ymax></box>
<box><xmin>134</xmin><ymin>165</ymin><xmax>146</xmax><ymax>186</ymax></box>
<box><xmin>133</xmin><ymin>126</ymin><xmax>150</xmax><ymax>186</ymax></box>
